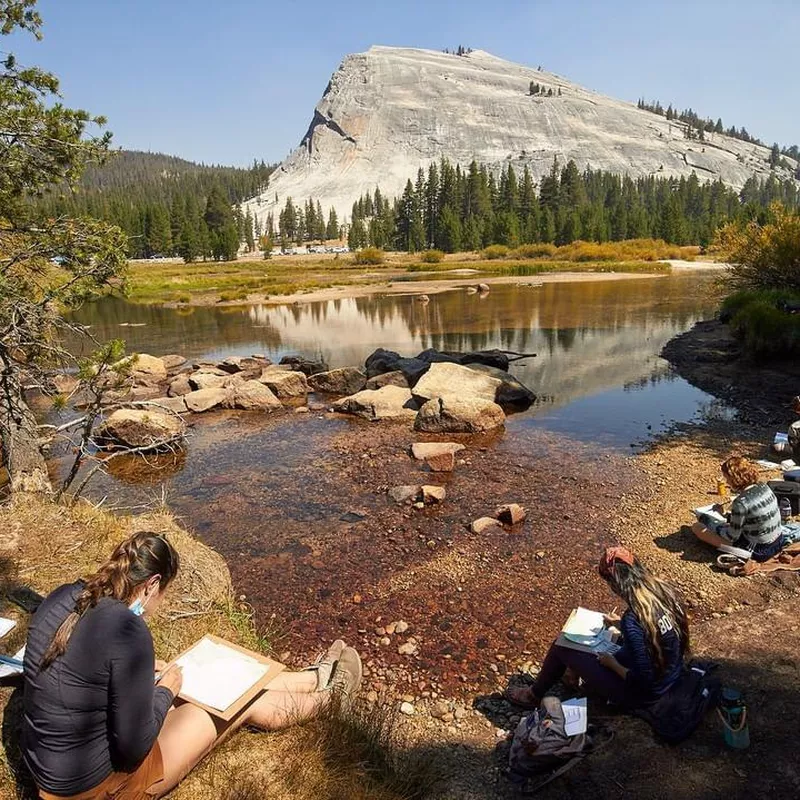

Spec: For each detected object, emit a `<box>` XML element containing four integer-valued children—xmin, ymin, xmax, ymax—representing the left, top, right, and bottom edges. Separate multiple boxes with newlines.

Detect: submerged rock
<box><xmin>308</xmin><ymin>367</ymin><xmax>367</xmax><ymax>396</ymax></box>
<box><xmin>471</xmin><ymin>517</ymin><xmax>504</xmax><ymax>534</ymax></box>
<box><xmin>388</xmin><ymin>485</ymin><xmax>420</xmax><ymax>504</ymax></box>
<box><xmin>333</xmin><ymin>385</ymin><xmax>417</xmax><ymax>421</ymax></box>
<box><xmin>414</xmin><ymin>396</ymin><xmax>505</xmax><ymax>434</ymax></box>
<box><xmin>99</xmin><ymin>408</ymin><xmax>185</xmax><ymax>449</ymax></box>
<box><xmin>410</xmin><ymin>442</ymin><xmax>466</xmax><ymax>460</ymax></box>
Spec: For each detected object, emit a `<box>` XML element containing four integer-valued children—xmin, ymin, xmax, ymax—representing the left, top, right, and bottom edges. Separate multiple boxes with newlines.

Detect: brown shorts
<box><xmin>38</xmin><ymin>743</ymin><xmax>165</xmax><ymax>800</ymax></box>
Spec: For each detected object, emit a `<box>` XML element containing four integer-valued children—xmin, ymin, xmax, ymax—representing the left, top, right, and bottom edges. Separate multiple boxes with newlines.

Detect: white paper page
<box><xmin>694</xmin><ymin>505</ymin><xmax>727</xmax><ymax>523</ymax></box>
<box><xmin>0</xmin><ymin>646</ymin><xmax>25</xmax><ymax>678</ymax></box>
<box><xmin>0</xmin><ymin>618</ymin><xmax>16</xmax><ymax>639</ymax></box>
<box><xmin>562</xmin><ymin>697</ymin><xmax>587</xmax><ymax>736</ymax></box>
<box><xmin>562</xmin><ymin>607</ymin><xmax>605</xmax><ymax>644</ymax></box>
<box><xmin>757</xmin><ymin>460</ymin><xmax>783</xmax><ymax>470</ymax></box>
<box><xmin>175</xmin><ymin>638</ymin><xmax>269</xmax><ymax>712</ymax></box>
<box><xmin>775</xmin><ymin>432</ymin><xmax>789</xmax><ymax>444</ymax></box>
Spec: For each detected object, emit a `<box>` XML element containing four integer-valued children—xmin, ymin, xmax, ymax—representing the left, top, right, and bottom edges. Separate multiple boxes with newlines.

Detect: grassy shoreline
<box><xmin>126</xmin><ymin>254</ymin><xmax>675</xmax><ymax>305</ymax></box>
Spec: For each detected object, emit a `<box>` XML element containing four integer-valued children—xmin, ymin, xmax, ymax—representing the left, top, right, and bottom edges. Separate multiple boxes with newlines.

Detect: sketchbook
<box><xmin>0</xmin><ymin>618</ymin><xmax>16</xmax><ymax>639</ymax></box>
<box><xmin>556</xmin><ymin>607</ymin><xmax>620</xmax><ymax>655</ymax></box>
<box><xmin>170</xmin><ymin>635</ymin><xmax>284</xmax><ymax>720</ymax></box>
<box><xmin>0</xmin><ymin>646</ymin><xmax>25</xmax><ymax>679</ymax></box>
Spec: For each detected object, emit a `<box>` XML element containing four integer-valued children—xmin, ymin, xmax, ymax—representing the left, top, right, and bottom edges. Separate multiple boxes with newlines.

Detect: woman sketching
<box><xmin>505</xmin><ymin>546</ymin><xmax>688</xmax><ymax>710</ymax></box>
<box><xmin>22</xmin><ymin>532</ymin><xmax>362</xmax><ymax>800</ymax></box>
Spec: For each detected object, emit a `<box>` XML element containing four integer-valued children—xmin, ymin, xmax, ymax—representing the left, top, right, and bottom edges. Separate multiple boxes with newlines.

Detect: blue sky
<box><xmin>7</xmin><ymin>0</ymin><xmax>799</xmax><ymax>166</ymax></box>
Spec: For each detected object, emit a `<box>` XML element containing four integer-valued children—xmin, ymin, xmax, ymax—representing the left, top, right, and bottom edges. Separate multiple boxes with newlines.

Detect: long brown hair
<box><xmin>600</xmin><ymin>548</ymin><xmax>689</xmax><ymax>673</ymax></box>
<box><xmin>721</xmin><ymin>456</ymin><xmax>760</xmax><ymax>493</ymax></box>
<box><xmin>42</xmin><ymin>531</ymin><xmax>179</xmax><ymax>670</ymax></box>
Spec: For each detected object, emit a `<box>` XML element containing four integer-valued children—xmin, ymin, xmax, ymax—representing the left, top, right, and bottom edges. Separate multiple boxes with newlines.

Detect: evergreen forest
<box><xmin>270</xmin><ymin>158</ymin><xmax>800</xmax><ymax>253</ymax></box>
<box><xmin>31</xmin><ymin>151</ymin><xmax>274</xmax><ymax>260</ymax></box>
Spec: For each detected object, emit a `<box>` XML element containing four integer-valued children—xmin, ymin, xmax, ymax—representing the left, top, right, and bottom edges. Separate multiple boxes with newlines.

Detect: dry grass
<box><xmin>0</xmin><ymin>495</ymin><xmax>438</xmax><ymax>800</ymax></box>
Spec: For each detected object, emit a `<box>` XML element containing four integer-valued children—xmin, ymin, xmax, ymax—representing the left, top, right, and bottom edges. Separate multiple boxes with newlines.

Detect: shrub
<box><xmin>352</xmin><ymin>247</ymin><xmax>385</xmax><ymax>265</ymax></box>
<box><xmin>723</xmin><ymin>289</ymin><xmax>800</xmax><ymax>357</ymax></box>
<box><xmin>481</xmin><ymin>244</ymin><xmax>509</xmax><ymax>260</ymax></box>
<box><xmin>715</xmin><ymin>203</ymin><xmax>800</xmax><ymax>291</ymax></box>
<box><xmin>420</xmin><ymin>249</ymin><xmax>445</xmax><ymax>263</ymax></box>
<box><xmin>511</xmin><ymin>243</ymin><xmax>557</xmax><ymax>259</ymax></box>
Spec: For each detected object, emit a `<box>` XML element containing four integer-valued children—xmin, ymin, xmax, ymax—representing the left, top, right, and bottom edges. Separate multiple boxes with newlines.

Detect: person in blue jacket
<box><xmin>506</xmin><ymin>546</ymin><xmax>688</xmax><ymax>710</ymax></box>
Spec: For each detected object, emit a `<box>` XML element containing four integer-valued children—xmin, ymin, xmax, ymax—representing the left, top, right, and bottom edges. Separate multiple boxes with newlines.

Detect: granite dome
<box><xmin>246</xmin><ymin>46</ymin><xmax>797</xmax><ymax>225</ymax></box>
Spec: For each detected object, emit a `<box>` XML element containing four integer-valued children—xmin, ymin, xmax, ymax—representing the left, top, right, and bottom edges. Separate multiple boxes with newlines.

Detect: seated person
<box><xmin>22</xmin><ymin>532</ymin><xmax>362</xmax><ymax>800</ymax></box>
<box><xmin>692</xmin><ymin>456</ymin><xmax>784</xmax><ymax>562</ymax></box>
<box><xmin>506</xmin><ymin>546</ymin><xmax>687</xmax><ymax>710</ymax></box>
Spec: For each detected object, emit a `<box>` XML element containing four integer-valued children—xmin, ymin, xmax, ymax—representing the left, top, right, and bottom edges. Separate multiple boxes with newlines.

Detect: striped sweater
<box><xmin>721</xmin><ymin>483</ymin><xmax>782</xmax><ymax>557</ymax></box>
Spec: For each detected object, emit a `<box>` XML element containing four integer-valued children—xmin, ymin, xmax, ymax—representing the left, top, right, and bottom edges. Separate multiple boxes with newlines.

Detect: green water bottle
<box><xmin>719</xmin><ymin>687</ymin><xmax>750</xmax><ymax>750</ymax></box>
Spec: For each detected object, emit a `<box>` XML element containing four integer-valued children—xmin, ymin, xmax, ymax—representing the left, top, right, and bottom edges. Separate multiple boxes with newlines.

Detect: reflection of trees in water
<box><xmin>69</xmin><ymin>277</ymin><xmax>718</xmax><ymax>408</ymax></box>
<box><xmin>67</xmin><ymin>297</ymin><xmax>284</xmax><ymax>359</ymax></box>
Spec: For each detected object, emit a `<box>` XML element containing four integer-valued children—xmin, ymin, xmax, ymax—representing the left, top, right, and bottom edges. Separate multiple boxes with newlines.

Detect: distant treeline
<box><xmin>637</xmin><ymin>99</ymin><xmax>800</xmax><ymax>172</ymax></box>
<box><xmin>31</xmin><ymin>151</ymin><xmax>274</xmax><ymax>259</ymax></box>
<box><xmin>275</xmin><ymin>158</ymin><xmax>799</xmax><ymax>253</ymax></box>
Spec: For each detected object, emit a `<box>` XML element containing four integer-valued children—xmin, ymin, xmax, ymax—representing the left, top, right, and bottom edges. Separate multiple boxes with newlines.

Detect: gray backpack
<box><xmin>508</xmin><ymin>697</ymin><xmax>592</xmax><ymax>781</ymax></box>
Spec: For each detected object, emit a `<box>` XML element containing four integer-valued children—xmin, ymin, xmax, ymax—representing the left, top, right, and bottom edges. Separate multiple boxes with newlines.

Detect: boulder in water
<box><xmin>333</xmin><ymin>385</ymin><xmax>417</xmax><ymax>421</ymax></box>
<box><xmin>184</xmin><ymin>388</ymin><xmax>228</xmax><ymax>413</ymax></box>
<box><xmin>98</xmin><ymin>408</ymin><xmax>185</xmax><ymax>449</ymax></box>
<box><xmin>414</xmin><ymin>396</ymin><xmax>505</xmax><ymax>434</ymax></box>
<box><xmin>226</xmin><ymin>380</ymin><xmax>282</xmax><ymax>411</ymax></box>
<box><xmin>308</xmin><ymin>367</ymin><xmax>367</xmax><ymax>396</ymax></box>
<box><xmin>412</xmin><ymin>362</ymin><xmax>501</xmax><ymax>405</ymax></box>
<box><xmin>364</xmin><ymin>348</ymin><xmax>430</xmax><ymax>386</ymax></box>
<box><xmin>259</xmin><ymin>368</ymin><xmax>309</xmax><ymax>398</ymax></box>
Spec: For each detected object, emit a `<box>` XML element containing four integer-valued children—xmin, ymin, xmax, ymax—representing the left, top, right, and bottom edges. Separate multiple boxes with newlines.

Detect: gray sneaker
<box><xmin>304</xmin><ymin>638</ymin><xmax>346</xmax><ymax>690</ymax></box>
<box><xmin>330</xmin><ymin>646</ymin><xmax>363</xmax><ymax>706</ymax></box>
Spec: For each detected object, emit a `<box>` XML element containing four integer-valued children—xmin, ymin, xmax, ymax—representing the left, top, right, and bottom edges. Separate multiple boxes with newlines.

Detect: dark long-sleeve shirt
<box><xmin>615</xmin><ymin>609</ymin><xmax>683</xmax><ymax>702</ymax></box>
<box><xmin>22</xmin><ymin>582</ymin><xmax>174</xmax><ymax>796</ymax></box>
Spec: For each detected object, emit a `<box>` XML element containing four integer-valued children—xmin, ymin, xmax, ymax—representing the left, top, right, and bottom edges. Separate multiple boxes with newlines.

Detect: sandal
<box><xmin>302</xmin><ymin>639</ymin><xmax>346</xmax><ymax>691</ymax></box>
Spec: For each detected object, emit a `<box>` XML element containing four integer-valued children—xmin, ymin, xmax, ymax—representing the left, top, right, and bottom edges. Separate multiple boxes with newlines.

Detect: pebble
<box><xmin>398</xmin><ymin>642</ymin><xmax>418</xmax><ymax>656</ymax></box>
<box><xmin>400</xmin><ymin>702</ymin><xmax>415</xmax><ymax>716</ymax></box>
<box><xmin>471</xmin><ymin>517</ymin><xmax>504</xmax><ymax>534</ymax></box>
<box><xmin>294</xmin><ymin>406</ymin><xmax>310</xmax><ymax>414</ymax></box>
<box><xmin>431</xmin><ymin>701</ymin><xmax>451</xmax><ymax>720</ymax></box>
<box><xmin>395</xmin><ymin>620</ymin><xmax>410</xmax><ymax>634</ymax></box>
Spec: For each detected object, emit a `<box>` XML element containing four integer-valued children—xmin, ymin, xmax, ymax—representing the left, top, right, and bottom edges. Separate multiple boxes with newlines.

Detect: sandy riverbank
<box><xmin>177</xmin><ymin>266</ymin><xmax>704</xmax><ymax>309</ymax></box>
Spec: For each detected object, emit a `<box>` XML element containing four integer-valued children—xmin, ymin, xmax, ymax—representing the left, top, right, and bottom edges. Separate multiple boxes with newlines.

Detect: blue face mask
<box><xmin>129</xmin><ymin>599</ymin><xmax>146</xmax><ymax>617</ymax></box>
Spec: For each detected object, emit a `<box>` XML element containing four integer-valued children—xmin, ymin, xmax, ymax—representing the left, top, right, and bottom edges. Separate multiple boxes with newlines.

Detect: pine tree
<box><xmin>326</xmin><ymin>207</ymin><xmax>339</xmax><ymax>240</ymax></box>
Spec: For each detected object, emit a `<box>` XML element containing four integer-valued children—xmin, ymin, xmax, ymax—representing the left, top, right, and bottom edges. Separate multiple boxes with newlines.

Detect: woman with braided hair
<box><xmin>506</xmin><ymin>546</ymin><xmax>688</xmax><ymax>711</ymax></box>
<box><xmin>22</xmin><ymin>532</ymin><xmax>361</xmax><ymax>800</ymax></box>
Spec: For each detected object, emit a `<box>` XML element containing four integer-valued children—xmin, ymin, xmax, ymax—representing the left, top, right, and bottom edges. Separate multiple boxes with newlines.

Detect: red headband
<box><xmin>599</xmin><ymin>546</ymin><xmax>635</xmax><ymax>578</ymax></box>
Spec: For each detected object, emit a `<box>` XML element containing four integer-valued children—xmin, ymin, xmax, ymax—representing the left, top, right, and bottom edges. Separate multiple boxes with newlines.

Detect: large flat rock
<box><xmin>412</xmin><ymin>362</ymin><xmax>502</xmax><ymax>404</ymax></box>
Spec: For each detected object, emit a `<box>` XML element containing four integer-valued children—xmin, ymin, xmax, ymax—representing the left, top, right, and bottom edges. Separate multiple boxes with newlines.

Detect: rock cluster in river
<box><xmin>329</xmin><ymin>347</ymin><xmax>536</xmax><ymax>432</ymax></box>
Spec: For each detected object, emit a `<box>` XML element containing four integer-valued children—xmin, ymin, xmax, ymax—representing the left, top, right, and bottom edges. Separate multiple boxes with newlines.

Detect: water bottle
<box><xmin>719</xmin><ymin>687</ymin><xmax>750</xmax><ymax>749</ymax></box>
<box><xmin>779</xmin><ymin>497</ymin><xmax>792</xmax><ymax>522</ymax></box>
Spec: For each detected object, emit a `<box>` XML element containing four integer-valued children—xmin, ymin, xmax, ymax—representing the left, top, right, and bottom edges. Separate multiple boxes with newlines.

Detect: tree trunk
<box><xmin>0</xmin><ymin>367</ymin><xmax>51</xmax><ymax>494</ymax></box>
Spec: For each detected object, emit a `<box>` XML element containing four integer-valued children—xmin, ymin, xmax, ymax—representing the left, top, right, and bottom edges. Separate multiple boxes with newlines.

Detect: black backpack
<box><xmin>768</xmin><ymin>480</ymin><xmax>800</xmax><ymax>515</ymax></box>
<box><xmin>635</xmin><ymin>659</ymin><xmax>721</xmax><ymax>744</ymax></box>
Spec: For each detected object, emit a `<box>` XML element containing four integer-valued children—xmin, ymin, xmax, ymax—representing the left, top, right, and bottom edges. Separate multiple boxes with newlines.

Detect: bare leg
<box><xmin>152</xmin><ymin>688</ymin><xmax>330</xmax><ymax>797</ymax></box>
<box><xmin>265</xmin><ymin>669</ymin><xmax>317</xmax><ymax>693</ymax></box>
<box><xmin>692</xmin><ymin>521</ymin><xmax>728</xmax><ymax>549</ymax></box>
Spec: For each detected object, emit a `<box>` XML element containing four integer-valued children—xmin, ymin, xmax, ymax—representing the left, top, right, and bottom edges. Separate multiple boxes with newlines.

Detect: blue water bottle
<box><xmin>718</xmin><ymin>687</ymin><xmax>750</xmax><ymax>749</ymax></box>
